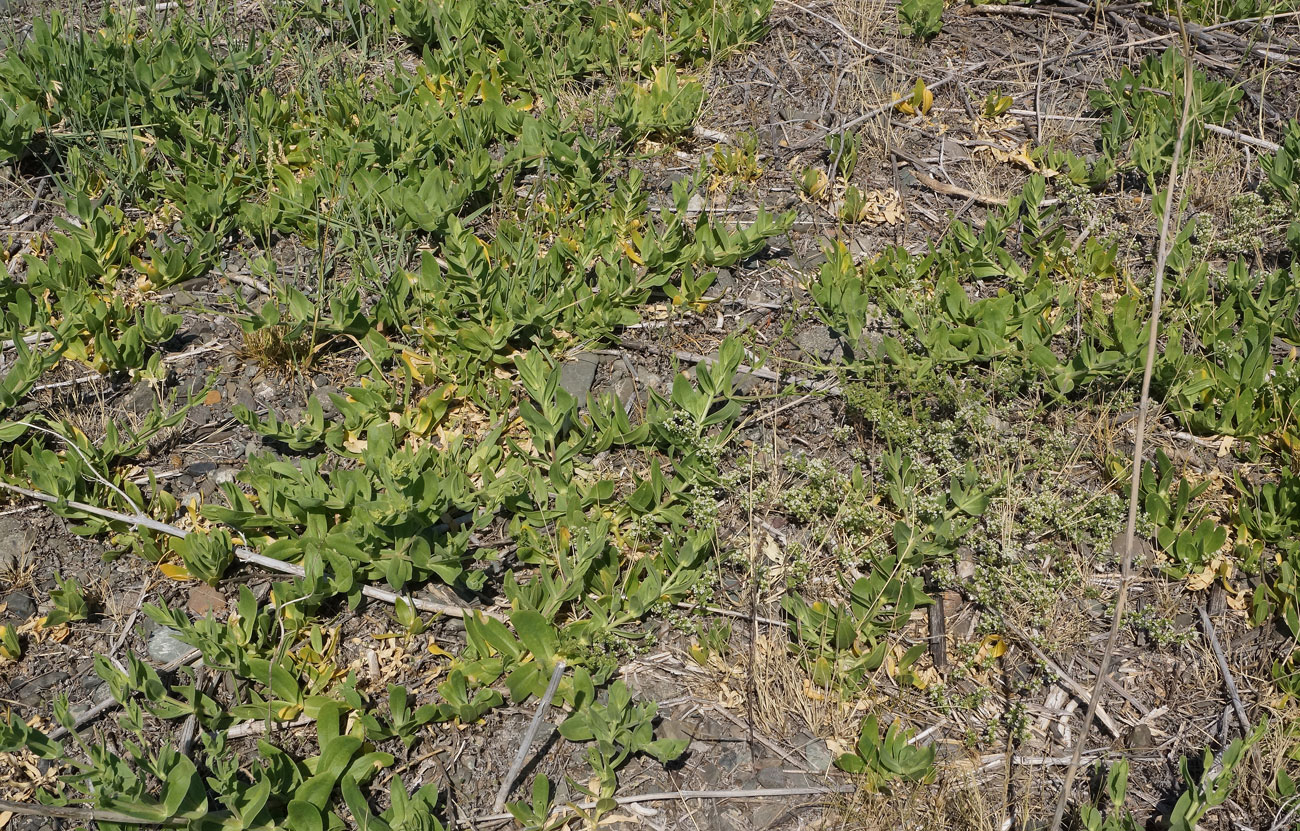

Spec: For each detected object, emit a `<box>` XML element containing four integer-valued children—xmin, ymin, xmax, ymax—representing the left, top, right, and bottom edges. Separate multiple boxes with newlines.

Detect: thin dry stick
<box><xmin>0</xmin><ymin>480</ymin><xmax>502</xmax><ymax>621</ymax></box>
<box><xmin>492</xmin><ymin>660</ymin><xmax>567</xmax><ymax>812</ymax></box>
<box><xmin>1048</xmin><ymin>9</ymin><xmax>1198</xmax><ymax>831</ymax></box>
<box><xmin>471</xmin><ymin>785</ymin><xmax>856</xmax><ymax>824</ymax></box>
<box><xmin>1197</xmin><ymin>606</ymin><xmax>1251</xmax><ymax>734</ymax></box>
<box><xmin>0</xmin><ymin>799</ymin><xmax>185</xmax><ymax>827</ymax></box>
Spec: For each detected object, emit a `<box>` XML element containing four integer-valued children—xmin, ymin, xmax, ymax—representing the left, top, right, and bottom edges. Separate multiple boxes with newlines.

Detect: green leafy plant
<box><xmin>612</xmin><ymin>67</ymin><xmax>704</xmax><ymax>142</ymax></box>
<box><xmin>899</xmin><ymin>0</ymin><xmax>943</xmax><ymax>39</ymax></box>
<box><xmin>559</xmin><ymin>679</ymin><xmax>687</xmax><ymax>799</ymax></box>
<box><xmin>826</xmin><ymin>132</ymin><xmax>860</xmax><ymax>180</ymax></box>
<box><xmin>798</xmin><ymin>166</ymin><xmax>830</xmax><ymax>201</ymax></box>
<box><xmin>834</xmin><ymin>714</ymin><xmax>935</xmax><ymax>789</ymax></box>
<box><xmin>0</xmin><ymin>624</ymin><xmax>20</xmax><ymax>662</ymax></box>
<box><xmin>980</xmin><ymin>89</ymin><xmax>1013</xmax><ymax>118</ymax></box>
<box><xmin>171</xmin><ymin>528</ymin><xmax>236</xmax><ymax>586</ymax></box>
<box><xmin>1079</xmin><ymin>761</ymin><xmax>1140</xmax><ymax>831</ymax></box>
<box><xmin>710</xmin><ymin>131</ymin><xmax>763</xmax><ymax>183</ymax></box>
<box><xmin>45</xmin><ymin>572</ymin><xmax>90</xmax><ymax>626</ymax></box>
<box><xmin>1168</xmin><ymin>727</ymin><xmax>1264</xmax><ymax>831</ymax></box>
<box><xmin>1089</xmin><ymin>49</ymin><xmax>1240</xmax><ymax>184</ymax></box>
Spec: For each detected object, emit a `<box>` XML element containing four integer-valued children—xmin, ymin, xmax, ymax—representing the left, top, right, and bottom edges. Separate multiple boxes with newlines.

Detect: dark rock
<box><xmin>779</xmin><ymin>107</ymin><xmax>823</xmax><ymax>124</ymax></box>
<box><xmin>559</xmin><ymin>353</ymin><xmax>600</xmax><ymax>401</ymax></box>
<box><xmin>755</xmin><ymin>764</ymin><xmax>788</xmax><ymax>788</ymax></box>
<box><xmin>658</xmin><ymin>717</ymin><xmax>691</xmax><ymax>743</ymax></box>
<box><xmin>313</xmin><ymin>386</ymin><xmax>341</xmax><ymax>417</ymax></box>
<box><xmin>22</xmin><ymin>670</ymin><xmax>68</xmax><ymax>695</ymax></box>
<box><xmin>3</xmin><ymin>592</ymin><xmax>35</xmax><ymax>620</ymax></box>
<box><xmin>713</xmin><ymin>268</ymin><xmax>734</xmax><ymax>294</ymax></box>
<box><xmin>765</xmin><ymin>234</ymin><xmax>791</xmax><ymax>254</ymax></box>
<box><xmin>753</xmin><ymin>801</ymin><xmax>789</xmax><ymax>829</ymax></box>
<box><xmin>716</xmin><ymin>742</ymin><xmax>752</xmax><ymax>773</ymax></box>
<box><xmin>184</xmin><ymin>461</ymin><xmax>217</xmax><ymax>479</ymax></box>
<box><xmin>126</xmin><ymin>382</ymin><xmax>158</xmax><ymax>414</ymax></box>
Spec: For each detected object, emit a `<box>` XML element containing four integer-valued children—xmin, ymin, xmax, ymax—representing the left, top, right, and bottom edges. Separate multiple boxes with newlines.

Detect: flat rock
<box><xmin>802</xmin><ymin>737</ymin><xmax>835</xmax><ymax>772</ymax></box>
<box><xmin>796</xmin><ymin>325</ymin><xmax>850</xmax><ymax>363</ymax></box>
<box><xmin>559</xmin><ymin>353</ymin><xmax>600</xmax><ymax>400</ymax></box>
<box><xmin>147</xmin><ymin>628</ymin><xmax>192</xmax><ymax>664</ymax></box>
<box><xmin>3</xmin><ymin>591</ymin><xmax>35</xmax><ymax>620</ymax></box>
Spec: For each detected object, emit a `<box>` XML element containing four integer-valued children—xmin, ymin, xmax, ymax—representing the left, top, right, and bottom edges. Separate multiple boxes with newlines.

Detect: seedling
<box><xmin>559</xmin><ymin>679</ymin><xmax>687</xmax><ymax>798</ymax></box>
<box><xmin>898</xmin><ymin>0</ymin><xmax>943</xmax><ymax>39</ymax></box>
<box><xmin>893</xmin><ymin>79</ymin><xmax>934</xmax><ymax>116</ymax></box>
<box><xmin>0</xmin><ymin>625</ymin><xmax>20</xmax><ymax>662</ymax></box>
<box><xmin>798</xmin><ymin>166</ymin><xmax>831</xmax><ymax>201</ymax></box>
<box><xmin>612</xmin><ymin>67</ymin><xmax>704</xmax><ymax>142</ymax></box>
<box><xmin>45</xmin><ymin>573</ymin><xmax>89</xmax><ymax>626</ymax></box>
<box><xmin>826</xmin><ymin>132</ymin><xmax>860</xmax><ymax>180</ymax></box>
<box><xmin>834</xmin><ymin>714</ymin><xmax>935</xmax><ymax>788</ymax></box>
<box><xmin>980</xmin><ymin>89</ymin><xmax>1013</xmax><ymax>118</ymax></box>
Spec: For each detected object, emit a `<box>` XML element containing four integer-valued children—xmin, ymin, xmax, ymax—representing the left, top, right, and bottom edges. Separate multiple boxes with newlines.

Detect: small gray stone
<box><xmin>3</xmin><ymin>592</ymin><xmax>35</xmax><ymax>620</ymax></box>
<box><xmin>313</xmin><ymin>386</ymin><xmax>341</xmax><ymax>418</ymax></box>
<box><xmin>1125</xmin><ymin>723</ymin><xmax>1154</xmax><ymax>749</ymax></box>
<box><xmin>755</xmin><ymin>764</ymin><xmax>788</xmax><ymax>788</ymax></box>
<box><xmin>658</xmin><ymin>718</ymin><xmax>691</xmax><ymax>743</ymax></box>
<box><xmin>185</xmin><ymin>461</ymin><xmax>217</xmax><ymax>478</ymax></box>
<box><xmin>213</xmin><ymin>467</ymin><xmax>238</xmax><ymax>486</ymax></box>
<box><xmin>796</xmin><ymin>325</ymin><xmax>849</xmax><ymax>363</ymax></box>
<box><xmin>716</xmin><ymin>743</ymin><xmax>752</xmax><ymax>773</ymax></box>
<box><xmin>779</xmin><ymin>107</ymin><xmax>822</xmax><ymax>124</ymax></box>
<box><xmin>171</xmin><ymin>290</ymin><xmax>196</xmax><ymax>306</ymax></box>
<box><xmin>147</xmin><ymin>628</ymin><xmax>192</xmax><ymax>664</ymax></box>
<box><xmin>559</xmin><ymin>353</ymin><xmax>600</xmax><ymax>400</ymax></box>
<box><xmin>127</xmin><ymin>382</ymin><xmax>158</xmax><ymax>415</ymax></box>
<box><xmin>753</xmin><ymin>801</ymin><xmax>789</xmax><ymax>829</ymax></box>
<box><xmin>713</xmin><ymin>268</ymin><xmax>734</xmax><ymax>293</ymax></box>
<box><xmin>685</xmin><ymin>193</ymin><xmax>707</xmax><ymax>216</ymax></box>
<box><xmin>802</xmin><ymin>738</ymin><xmax>835</xmax><ymax>772</ymax></box>
<box><xmin>22</xmin><ymin>670</ymin><xmax>68</xmax><ymax>695</ymax></box>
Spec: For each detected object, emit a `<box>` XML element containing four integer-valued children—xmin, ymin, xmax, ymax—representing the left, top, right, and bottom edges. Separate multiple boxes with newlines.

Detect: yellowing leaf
<box><xmin>802</xmin><ymin>677</ymin><xmax>828</xmax><ymax>701</ymax></box>
<box><xmin>159</xmin><ymin>562</ymin><xmax>193</xmax><ymax>581</ymax></box>
<box><xmin>343</xmin><ymin>431</ymin><xmax>368</xmax><ymax>453</ymax></box>
<box><xmin>689</xmin><ymin>643</ymin><xmax>709</xmax><ymax>666</ymax></box>
<box><xmin>427</xmin><ymin>641</ymin><xmax>453</xmax><ymax>658</ymax></box>
<box><xmin>976</xmin><ymin>634</ymin><xmax>1006</xmax><ymax>662</ymax></box>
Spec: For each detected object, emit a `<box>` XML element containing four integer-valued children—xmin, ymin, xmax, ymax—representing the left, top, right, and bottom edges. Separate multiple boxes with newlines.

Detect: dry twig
<box><xmin>1049</xmin><ymin>5</ymin><xmax>1198</xmax><ymax>828</ymax></box>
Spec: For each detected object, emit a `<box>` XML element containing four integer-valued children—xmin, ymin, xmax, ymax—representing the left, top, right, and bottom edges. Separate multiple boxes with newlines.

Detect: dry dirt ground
<box><xmin>1</xmin><ymin>0</ymin><xmax>1299</xmax><ymax>829</ymax></box>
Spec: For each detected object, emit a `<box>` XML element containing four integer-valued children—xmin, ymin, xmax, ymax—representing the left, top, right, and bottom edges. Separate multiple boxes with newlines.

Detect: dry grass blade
<box><xmin>1048</xmin><ymin>3</ymin><xmax>1200</xmax><ymax>828</ymax></box>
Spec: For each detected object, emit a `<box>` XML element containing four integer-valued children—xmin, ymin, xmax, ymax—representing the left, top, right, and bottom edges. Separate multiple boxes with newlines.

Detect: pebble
<box><xmin>802</xmin><ymin>737</ymin><xmax>835</xmax><ymax>772</ymax></box>
<box><xmin>755</xmin><ymin>763</ymin><xmax>787</xmax><ymax>788</ymax></box>
<box><xmin>559</xmin><ymin>353</ymin><xmax>600</xmax><ymax>400</ymax></box>
<box><xmin>1125</xmin><ymin>723</ymin><xmax>1154</xmax><ymax>749</ymax></box>
<box><xmin>716</xmin><ymin>742</ymin><xmax>752</xmax><ymax>773</ymax></box>
<box><xmin>3</xmin><ymin>591</ymin><xmax>35</xmax><ymax>620</ymax></box>
<box><xmin>147</xmin><ymin>628</ymin><xmax>192</xmax><ymax>664</ymax></box>
<box><xmin>795</xmin><ymin>325</ymin><xmax>850</xmax><ymax>363</ymax></box>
